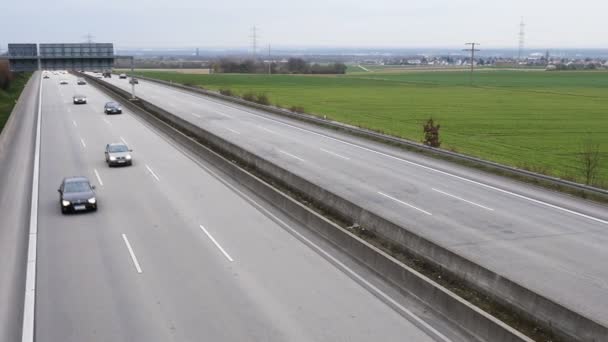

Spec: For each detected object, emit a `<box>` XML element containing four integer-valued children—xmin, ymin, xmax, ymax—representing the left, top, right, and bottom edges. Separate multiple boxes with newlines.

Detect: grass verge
<box><xmin>0</xmin><ymin>73</ymin><xmax>32</xmax><ymax>134</ymax></box>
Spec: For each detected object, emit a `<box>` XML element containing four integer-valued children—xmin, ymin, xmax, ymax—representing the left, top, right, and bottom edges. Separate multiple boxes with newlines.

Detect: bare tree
<box><xmin>579</xmin><ymin>139</ymin><xmax>601</xmax><ymax>185</ymax></box>
<box><xmin>423</xmin><ymin>118</ymin><xmax>441</xmax><ymax>148</ymax></box>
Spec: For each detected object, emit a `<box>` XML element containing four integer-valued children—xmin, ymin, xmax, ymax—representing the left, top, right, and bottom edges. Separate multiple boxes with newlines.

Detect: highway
<box><xmin>101</xmin><ymin>74</ymin><xmax>608</xmax><ymax>327</ymax></box>
<box><xmin>31</xmin><ymin>72</ymin><xmax>463</xmax><ymax>341</ymax></box>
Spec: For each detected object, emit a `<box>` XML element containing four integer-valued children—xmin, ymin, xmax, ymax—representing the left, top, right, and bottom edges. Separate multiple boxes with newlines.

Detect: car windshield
<box><xmin>64</xmin><ymin>181</ymin><xmax>90</xmax><ymax>193</ymax></box>
<box><xmin>106</xmin><ymin>102</ymin><xmax>118</xmax><ymax>107</ymax></box>
<box><xmin>109</xmin><ymin>145</ymin><xmax>128</xmax><ymax>153</ymax></box>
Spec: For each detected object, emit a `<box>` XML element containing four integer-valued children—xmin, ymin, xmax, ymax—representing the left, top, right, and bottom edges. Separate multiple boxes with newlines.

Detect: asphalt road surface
<box><xmin>101</xmin><ymin>74</ymin><xmax>608</xmax><ymax>327</ymax></box>
<box><xmin>32</xmin><ymin>73</ymin><xmax>462</xmax><ymax>341</ymax></box>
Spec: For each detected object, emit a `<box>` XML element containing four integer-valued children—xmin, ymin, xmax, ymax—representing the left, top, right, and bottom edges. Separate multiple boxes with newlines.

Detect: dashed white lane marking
<box><xmin>432</xmin><ymin>188</ymin><xmax>494</xmax><ymax>211</ymax></box>
<box><xmin>145</xmin><ymin>164</ymin><xmax>160</xmax><ymax>181</ymax></box>
<box><xmin>320</xmin><ymin>148</ymin><xmax>350</xmax><ymax>160</ymax></box>
<box><xmin>279</xmin><ymin>150</ymin><xmax>305</xmax><ymax>162</ymax></box>
<box><xmin>225</xmin><ymin>127</ymin><xmax>240</xmax><ymax>135</ymax></box>
<box><xmin>122</xmin><ymin>234</ymin><xmax>143</xmax><ymax>273</ymax></box>
<box><xmin>72</xmin><ymin>120</ymin><xmax>77</xmax><ymax>127</ymax></box>
<box><xmin>378</xmin><ymin>191</ymin><xmax>432</xmax><ymax>216</ymax></box>
<box><xmin>256</xmin><ymin>125</ymin><xmax>280</xmax><ymax>135</ymax></box>
<box><xmin>191</xmin><ymin>113</ymin><xmax>201</xmax><ymax>118</ymax></box>
<box><xmin>216</xmin><ymin>111</ymin><xmax>233</xmax><ymax>118</ymax></box>
<box><xmin>199</xmin><ymin>225</ymin><xmax>234</xmax><ymax>262</ymax></box>
<box><xmin>120</xmin><ymin>136</ymin><xmax>129</xmax><ymax>145</ymax></box>
<box><xmin>102</xmin><ymin>117</ymin><xmax>111</xmax><ymax>125</ymax></box>
<box><xmin>80</xmin><ymin>138</ymin><xmax>86</xmax><ymax>148</ymax></box>
<box><xmin>94</xmin><ymin>169</ymin><xmax>104</xmax><ymax>186</ymax></box>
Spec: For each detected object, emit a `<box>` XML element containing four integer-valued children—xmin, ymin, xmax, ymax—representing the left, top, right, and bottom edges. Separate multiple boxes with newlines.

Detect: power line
<box><xmin>83</xmin><ymin>33</ymin><xmax>95</xmax><ymax>44</ymax></box>
<box><xmin>463</xmin><ymin>42</ymin><xmax>480</xmax><ymax>86</ymax></box>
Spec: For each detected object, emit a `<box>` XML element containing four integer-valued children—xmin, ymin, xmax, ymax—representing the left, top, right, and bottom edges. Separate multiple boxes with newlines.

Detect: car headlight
<box><xmin>126</xmin><ymin>155</ymin><xmax>132</xmax><ymax>160</ymax></box>
<box><xmin>110</xmin><ymin>156</ymin><xmax>117</xmax><ymax>161</ymax></box>
<box><xmin>62</xmin><ymin>200</ymin><xmax>70</xmax><ymax>206</ymax></box>
<box><xmin>88</xmin><ymin>197</ymin><xmax>96</xmax><ymax>204</ymax></box>
<box><xmin>117</xmin><ymin>107</ymin><xmax>122</xmax><ymax>111</ymax></box>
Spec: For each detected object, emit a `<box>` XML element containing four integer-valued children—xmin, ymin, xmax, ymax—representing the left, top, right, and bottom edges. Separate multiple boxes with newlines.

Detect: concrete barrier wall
<box><xmin>133</xmin><ymin>74</ymin><xmax>608</xmax><ymax>199</ymax></box>
<box><xmin>0</xmin><ymin>72</ymin><xmax>39</xmax><ymax>342</ymax></box>
<box><xmin>85</xmin><ymin>73</ymin><xmax>608</xmax><ymax>341</ymax></box>
<box><xmin>83</xmin><ymin>72</ymin><xmax>531</xmax><ymax>342</ymax></box>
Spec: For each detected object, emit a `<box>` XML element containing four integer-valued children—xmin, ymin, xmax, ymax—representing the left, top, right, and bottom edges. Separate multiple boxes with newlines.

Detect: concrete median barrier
<box><xmin>83</xmin><ymin>72</ymin><xmax>608</xmax><ymax>341</ymax></box>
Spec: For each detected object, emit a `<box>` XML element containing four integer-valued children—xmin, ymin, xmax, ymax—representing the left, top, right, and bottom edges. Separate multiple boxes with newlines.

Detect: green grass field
<box><xmin>127</xmin><ymin>69</ymin><xmax>608</xmax><ymax>186</ymax></box>
<box><xmin>0</xmin><ymin>73</ymin><xmax>31</xmax><ymax>133</ymax></box>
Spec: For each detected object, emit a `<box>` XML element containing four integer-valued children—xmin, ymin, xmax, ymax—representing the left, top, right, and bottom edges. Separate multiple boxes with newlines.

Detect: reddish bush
<box><xmin>0</xmin><ymin>61</ymin><xmax>13</xmax><ymax>91</ymax></box>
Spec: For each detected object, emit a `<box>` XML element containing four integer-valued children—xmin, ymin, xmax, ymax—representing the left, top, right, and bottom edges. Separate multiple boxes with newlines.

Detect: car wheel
<box><xmin>61</xmin><ymin>207</ymin><xmax>67</xmax><ymax>214</ymax></box>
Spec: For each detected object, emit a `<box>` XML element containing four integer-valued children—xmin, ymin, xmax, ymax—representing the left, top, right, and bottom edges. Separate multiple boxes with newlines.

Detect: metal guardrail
<box><xmin>132</xmin><ymin>74</ymin><xmax>608</xmax><ymax>199</ymax></box>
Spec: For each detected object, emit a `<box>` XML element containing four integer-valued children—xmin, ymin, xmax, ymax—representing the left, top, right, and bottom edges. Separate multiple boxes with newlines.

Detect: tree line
<box><xmin>212</xmin><ymin>58</ymin><xmax>347</xmax><ymax>74</ymax></box>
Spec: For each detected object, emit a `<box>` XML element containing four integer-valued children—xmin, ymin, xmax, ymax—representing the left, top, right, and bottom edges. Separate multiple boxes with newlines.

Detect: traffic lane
<box><xmin>102</xmin><ymin>74</ymin><xmax>608</xmax><ymax>324</ymax></box>
<box><xmin>108</xmin><ymin>75</ymin><xmax>608</xmax><ymax>221</ymax></box>
<box><xmin>36</xmin><ymin>80</ymin><xmax>173</xmax><ymax>342</ymax></box>
<box><xmin>68</xmin><ymin>75</ymin><xmax>444</xmax><ymax>341</ymax></box>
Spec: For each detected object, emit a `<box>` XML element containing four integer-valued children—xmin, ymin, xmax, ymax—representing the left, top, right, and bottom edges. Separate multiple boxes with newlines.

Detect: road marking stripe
<box><xmin>67</xmin><ymin>107</ymin><xmax>71</xmax><ymax>113</ymax></box>
<box><xmin>120</xmin><ymin>136</ymin><xmax>129</xmax><ymax>145</ymax></box>
<box><xmin>279</xmin><ymin>150</ymin><xmax>305</xmax><ymax>162</ymax></box>
<box><xmin>432</xmin><ymin>188</ymin><xmax>494</xmax><ymax>211</ymax></box>
<box><xmin>94</xmin><ymin>169</ymin><xmax>104</xmax><ymax>186</ymax></box>
<box><xmin>378</xmin><ymin>191</ymin><xmax>432</xmax><ymax>216</ymax></box>
<box><xmin>80</xmin><ymin>138</ymin><xmax>86</xmax><ymax>148</ymax></box>
<box><xmin>191</xmin><ymin>113</ymin><xmax>201</xmax><ymax>118</ymax></box>
<box><xmin>216</xmin><ymin>111</ymin><xmax>233</xmax><ymax>118</ymax></box>
<box><xmin>22</xmin><ymin>72</ymin><xmax>42</xmax><ymax>342</ymax></box>
<box><xmin>256</xmin><ymin>125</ymin><xmax>279</xmax><ymax>135</ymax></box>
<box><xmin>72</xmin><ymin>120</ymin><xmax>77</xmax><ymax>127</ymax></box>
<box><xmin>225</xmin><ymin>127</ymin><xmax>240</xmax><ymax>135</ymax></box>
<box><xmin>199</xmin><ymin>225</ymin><xmax>234</xmax><ymax>262</ymax></box>
<box><xmin>122</xmin><ymin>234</ymin><xmax>143</xmax><ymax>273</ymax></box>
<box><xmin>320</xmin><ymin>148</ymin><xmax>350</xmax><ymax>160</ymax></box>
<box><xmin>192</xmin><ymin>95</ymin><xmax>608</xmax><ymax>225</ymax></box>
<box><xmin>102</xmin><ymin>117</ymin><xmax>111</xmax><ymax>125</ymax></box>
<box><xmin>145</xmin><ymin>164</ymin><xmax>160</xmax><ymax>181</ymax></box>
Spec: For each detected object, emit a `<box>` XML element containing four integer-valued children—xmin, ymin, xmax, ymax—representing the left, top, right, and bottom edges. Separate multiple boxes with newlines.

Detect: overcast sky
<box><xmin>2</xmin><ymin>0</ymin><xmax>606</xmax><ymax>49</ymax></box>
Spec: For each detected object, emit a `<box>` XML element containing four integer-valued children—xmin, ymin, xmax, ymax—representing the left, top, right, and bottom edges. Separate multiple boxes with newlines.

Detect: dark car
<box><xmin>104</xmin><ymin>102</ymin><xmax>122</xmax><ymax>114</ymax></box>
<box><xmin>105</xmin><ymin>143</ymin><xmax>133</xmax><ymax>166</ymax></box>
<box><xmin>58</xmin><ymin>177</ymin><xmax>97</xmax><ymax>214</ymax></box>
<box><xmin>129</xmin><ymin>78</ymin><xmax>139</xmax><ymax>84</ymax></box>
<box><xmin>73</xmin><ymin>94</ymin><xmax>87</xmax><ymax>104</ymax></box>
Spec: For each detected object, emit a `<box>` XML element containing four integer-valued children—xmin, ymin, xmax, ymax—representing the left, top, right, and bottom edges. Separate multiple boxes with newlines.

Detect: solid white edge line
<box><xmin>122</xmin><ymin>111</ymin><xmax>450</xmax><ymax>342</ymax></box>
<box><xmin>378</xmin><ymin>191</ymin><xmax>433</xmax><ymax>216</ymax></box>
<box><xmin>22</xmin><ymin>72</ymin><xmax>42</xmax><ymax>342</ymax></box>
<box><xmin>279</xmin><ymin>150</ymin><xmax>305</xmax><ymax>162</ymax></box>
<box><xmin>80</xmin><ymin>138</ymin><xmax>86</xmax><ymax>148</ymax></box>
<box><xmin>320</xmin><ymin>147</ymin><xmax>350</xmax><ymax>160</ymax></box>
<box><xmin>121</xmin><ymin>234</ymin><xmax>143</xmax><ymax>273</ymax></box>
<box><xmin>225</xmin><ymin>127</ymin><xmax>240</xmax><ymax>135</ymax></box>
<box><xmin>192</xmin><ymin>94</ymin><xmax>608</xmax><ymax>225</ymax></box>
<box><xmin>199</xmin><ymin>225</ymin><xmax>234</xmax><ymax>262</ymax></box>
<box><xmin>145</xmin><ymin>164</ymin><xmax>160</xmax><ymax>181</ymax></box>
<box><xmin>432</xmin><ymin>188</ymin><xmax>494</xmax><ymax>211</ymax></box>
<box><xmin>94</xmin><ymin>169</ymin><xmax>104</xmax><ymax>186</ymax></box>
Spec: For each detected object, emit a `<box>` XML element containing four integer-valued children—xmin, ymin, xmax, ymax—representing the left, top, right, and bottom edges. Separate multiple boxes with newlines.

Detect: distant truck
<box><xmin>102</xmin><ymin>70</ymin><xmax>112</xmax><ymax>78</ymax></box>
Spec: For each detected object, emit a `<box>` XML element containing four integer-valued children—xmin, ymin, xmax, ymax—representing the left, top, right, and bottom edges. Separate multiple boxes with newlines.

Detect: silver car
<box><xmin>105</xmin><ymin>143</ymin><xmax>133</xmax><ymax>166</ymax></box>
<box><xmin>73</xmin><ymin>95</ymin><xmax>87</xmax><ymax>104</ymax></box>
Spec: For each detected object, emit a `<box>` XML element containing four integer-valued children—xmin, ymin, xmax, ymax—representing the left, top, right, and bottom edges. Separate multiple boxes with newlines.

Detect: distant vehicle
<box><xmin>105</xmin><ymin>143</ymin><xmax>133</xmax><ymax>166</ymax></box>
<box><xmin>119</xmin><ymin>73</ymin><xmax>127</xmax><ymax>79</ymax></box>
<box><xmin>59</xmin><ymin>80</ymin><xmax>68</xmax><ymax>85</ymax></box>
<box><xmin>58</xmin><ymin>176</ymin><xmax>97</xmax><ymax>214</ymax></box>
<box><xmin>43</xmin><ymin>75</ymin><xmax>50</xmax><ymax>79</ymax></box>
<box><xmin>95</xmin><ymin>74</ymin><xmax>103</xmax><ymax>79</ymax></box>
<box><xmin>103</xmin><ymin>71</ymin><xmax>112</xmax><ymax>78</ymax></box>
<box><xmin>129</xmin><ymin>78</ymin><xmax>139</xmax><ymax>84</ymax></box>
<box><xmin>104</xmin><ymin>102</ymin><xmax>122</xmax><ymax>114</ymax></box>
<box><xmin>77</xmin><ymin>78</ymin><xmax>87</xmax><ymax>85</ymax></box>
<box><xmin>73</xmin><ymin>95</ymin><xmax>87</xmax><ymax>104</ymax></box>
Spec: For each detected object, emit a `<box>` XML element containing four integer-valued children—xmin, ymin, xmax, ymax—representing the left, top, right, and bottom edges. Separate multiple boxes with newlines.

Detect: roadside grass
<box><xmin>125</xmin><ymin>69</ymin><xmax>608</xmax><ymax>186</ymax></box>
<box><xmin>0</xmin><ymin>73</ymin><xmax>31</xmax><ymax>133</ymax></box>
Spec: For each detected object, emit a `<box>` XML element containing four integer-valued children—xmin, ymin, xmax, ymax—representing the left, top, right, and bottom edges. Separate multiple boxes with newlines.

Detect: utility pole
<box><xmin>463</xmin><ymin>42</ymin><xmax>480</xmax><ymax>86</ymax></box>
<box><xmin>83</xmin><ymin>33</ymin><xmax>95</xmax><ymax>44</ymax></box>
<box><xmin>268</xmin><ymin>44</ymin><xmax>271</xmax><ymax>75</ymax></box>
<box><xmin>250</xmin><ymin>26</ymin><xmax>258</xmax><ymax>60</ymax></box>
<box><xmin>518</xmin><ymin>17</ymin><xmax>525</xmax><ymax>65</ymax></box>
